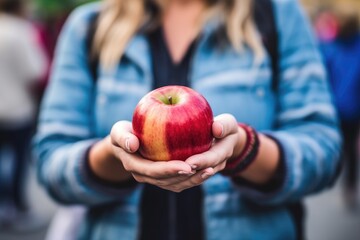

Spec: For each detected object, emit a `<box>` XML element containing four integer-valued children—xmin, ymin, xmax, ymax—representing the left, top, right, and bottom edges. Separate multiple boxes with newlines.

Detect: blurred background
<box><xmin>0</xmin><ymin>0</ymin><xmax>359</xmax><ymax>239</ymax></box>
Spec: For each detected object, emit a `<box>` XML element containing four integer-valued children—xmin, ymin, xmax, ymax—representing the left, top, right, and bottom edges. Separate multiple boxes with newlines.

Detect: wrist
<box><xmin>221</xmin><ymin>124</ymin><xmax>260</xmax><ymax>176</ymax></box>
<box><xmin>237</xmin><ymin>134</ymin><xmax>281</xmax><ymax>184</ymax></box>
<box><xmin>233</xmin><ymin>125</ymin><xmax>247</xmax><ymax>160</ymax></box>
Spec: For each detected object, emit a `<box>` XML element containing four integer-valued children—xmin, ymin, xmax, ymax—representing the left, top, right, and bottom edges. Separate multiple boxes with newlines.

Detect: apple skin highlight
<box><xmin>132</xmin><ymin>86</ymin><xmax>214</xmax><ymax>161</ymax></box>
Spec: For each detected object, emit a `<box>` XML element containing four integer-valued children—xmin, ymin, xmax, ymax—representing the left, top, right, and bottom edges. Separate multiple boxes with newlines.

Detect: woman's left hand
<box><xmin>172</xmin><ymin>114</ymin><xmax>245</xmax><ymax>191</ymax></box>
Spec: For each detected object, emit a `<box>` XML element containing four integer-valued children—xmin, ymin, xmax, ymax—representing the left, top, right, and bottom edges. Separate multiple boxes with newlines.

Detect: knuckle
<box><xmin>121</xmin><ymin>161</ymin><xmax>131</xmax><ymax>172</ymax></box>
<box><xmin>219</xmin><ymin>161</ymin><xmax>227</xmax><ymax>171</ymax></box>
<box><xmin>110</xmin><ymin>123</ymin><xmax>117</xmax><ymax>136</ymax></box>
<box><xmin>123</xmin><ymin>164</ymin><xmax>132</xmax><ymax>172</ymax></box>
<box><xmin>158</xmin><ymin>185</ymin><xmax>171</xmax><ymax>191</ymax></box>
<box><xmin>109</xmin><ymin>134</ymin><xmax>117</xmax><ymax>145</ymax></box>
<box><xmin>132</xmin><ymin>174</ymin><xmax>145</xmax><ymax>183</ymax></box>
<box><xmin>225</xmin><ymin>150</ymin><xmax>233</xmax><ymax>160</ymax></box>
<box><xmin>142</xmin><ymin>168</ymin><xmax>150</xmax><ymax>177</ymax></box>
<box><xmin>120</xmin><ymin>157</ymin><xmax>133</xmax><ymax>172</ymax></box>
<box><xmin>116</xmin><ymin>147</ymin><xmax>125</xmax><ymax>158</ymax></box>
<box><xmin>144</xmin><ymin>168</ymin><xmax>158</xmax><ymax>178</ymax></box>
<box><xmin>217</xmin><ymin>152</ymin><xmax>225</xmax><ymax>162</ymax></box>
<box><xmin>110</xmin><ymin>121</ymin><xmax>122</xmax><ymax>138</ymax></box>
<box><xmin>175</xmin><ymin>187</ymin><xmax>184</xmax><ymax>193</ymax></box>
<box><xmin>154</xmin><ymin>179</ymin><xmax>166</xmax><ymax>187</ymax></box>
<box><xmin>189</xmin><ymin>177</ymin><xmax>201</xmax><ymax>186</ymax></box>
<box><xmin>110</xmin><ymin>134</ymin><xmax>120</xmax><ymax>148</ymax></box>
<box><xmin>170</xmin><ymin>186</ymin><xmax>182</xmax><ymax>193</ymax></box>
<box><xmin>209</xmin><ymin>150</ymin><xmax>222</xmax><ymax>163</ymax></box>
<box><xmin>223</xmin><ymin>113</ymin><xmax>237</xmax><ymax>125</ymax></box>
<box><xmin>162</xmin><ymin>167</ymin><xmax>176</xmax><ymax>177</ymax></box>
<box><xmin>218</xmin><ymin>149</ymin><xmax>230</xmax><ymax>163</ymax></box>
<box><xmin>173</xmin><ymin>184</ymin><xmax>187</xmax><ymax>193</ymax></box>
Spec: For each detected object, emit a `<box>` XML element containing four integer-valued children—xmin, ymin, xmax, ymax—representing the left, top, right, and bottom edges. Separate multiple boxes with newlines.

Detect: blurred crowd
<box><xmin>0</xmin><ymin>0</ymin><xmax>359</xmax><ymax>238</ymax></box>
<box><xmin>0</xmin><ymin>0</ymin><xmax>91</xmax><ymax>233</ymax></box>
<box><xmin>312</xmin><ymin>2</ymin><xmax>360</xmax><ymax>207</ymax></box>
<box><xmin>0</xmin><ymin>0</ymin><xmax>47</xmax><ymax>232</ymax></box>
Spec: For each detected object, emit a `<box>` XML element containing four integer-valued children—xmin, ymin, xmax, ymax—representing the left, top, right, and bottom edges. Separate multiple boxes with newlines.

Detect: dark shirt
<box><xmin>148</xmin><ymin>27</ymin><xmax>196</xmax><ymax>89</ymax></box>
<box><xmin>139</xmin><ymin>28</ymin><xmax>204</xmax><ymax>240</ymax></box>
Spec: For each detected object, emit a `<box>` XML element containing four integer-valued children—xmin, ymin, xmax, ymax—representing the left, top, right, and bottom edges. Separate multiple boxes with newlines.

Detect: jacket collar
<box><xmin>122</xmin><ymin>34</ymin><xmax>152</xmax><ymax>75</ymax></box>
<box><xmin>121</xmin><ymin>18</ymin><xmax>223</xmax><ymax>73</ymax></box>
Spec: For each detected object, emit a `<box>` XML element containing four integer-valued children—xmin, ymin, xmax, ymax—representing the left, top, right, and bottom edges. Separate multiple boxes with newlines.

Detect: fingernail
<box><xmin>125</xmin><ymin>138</ymin><xmax>131</xmax><ymax>152</ymax></box>
<box><xmin>190</xmin><ymin>165</ymin><xmax>197</xmax><ymax>170</ymax></box>
<box><xmin>201</xmin><ymin>172</ymin><xmax>212</xmax><ymax>179</ymax></box>
<box><xmin>178</xmin><ymin>171</ymin><xmax>194</xmax><ymax>176</ymax></box>
<box><xmin>219</xmin><ymin>124</ymin><xmax>224</xmax><ymax>137</ymax></box>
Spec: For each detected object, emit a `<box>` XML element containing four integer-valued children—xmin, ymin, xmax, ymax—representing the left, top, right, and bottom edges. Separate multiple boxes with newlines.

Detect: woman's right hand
<box><xmin>110</xmin><ymin>121</ymin><xmax>214</xmax><ymax>192</ymax></box>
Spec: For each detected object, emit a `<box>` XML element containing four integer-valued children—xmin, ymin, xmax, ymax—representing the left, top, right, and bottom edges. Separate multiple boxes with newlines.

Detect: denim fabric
<box><xmin>33</xmin><ymin>0</ymin><xmax>341</xmax><ymax>239</ymax></box>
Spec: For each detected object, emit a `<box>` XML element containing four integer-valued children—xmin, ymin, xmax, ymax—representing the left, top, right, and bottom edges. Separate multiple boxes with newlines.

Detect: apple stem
<box><xmin>168</xmin><ymin>96</ymin><xmax>173</xmax><ymax>105</ymax></box>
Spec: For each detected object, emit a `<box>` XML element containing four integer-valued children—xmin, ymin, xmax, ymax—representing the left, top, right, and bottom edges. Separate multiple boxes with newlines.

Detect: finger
<box><xmin>185</xmin><ymin>133</ymin><xmax>237</xmax><ymax>170</ymax></box>
<box><xmin>131</xmin><ymin>171</ymin><xmax>195</xmax><ymax>187</ymax></box>
<box><xmin>110</xmin><ymin>121</ymin><xmax>139</xmax><ymax>153</ymax></box>
<box><xmin>173</xmin><ymin>168</ymin><xmax>215</xmax><ymax>192</ymax></box>
<box><xmin>116</xmin><ymin>148</ymin><xmax>194</xmax><ymax>179</ymax></box>
<box><xmin>197</xmin><ymin>167</ymin><xmax>215</xmax><ymax>180</ymax></box>
<box><xmin>212</xmin><ymin>161</ymin><xmax>227</xmax><ymax>173</ymax></box>
<box><xmin>212</xmin><ymin>114</ymin><xmax>238</xmax><ymax>139</ymax></box>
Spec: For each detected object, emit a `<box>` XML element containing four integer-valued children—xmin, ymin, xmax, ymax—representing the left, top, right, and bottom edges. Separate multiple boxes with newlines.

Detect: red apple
<box><xmin>132</xmin><ymin>85</ymin><xmax>214</xmax><ymax>161</ymax></box>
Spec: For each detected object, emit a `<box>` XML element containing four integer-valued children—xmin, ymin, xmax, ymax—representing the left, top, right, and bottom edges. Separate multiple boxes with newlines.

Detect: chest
<box><xmin>93</xmin><ymin>40</ymin><xmax>276</xmax><ymax>137</ymax></box>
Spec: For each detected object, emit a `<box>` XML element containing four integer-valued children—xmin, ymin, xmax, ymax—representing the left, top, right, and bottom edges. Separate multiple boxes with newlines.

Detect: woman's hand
<box><xmin>109</xmin><ymin>121</ymin><xmax>208</xmax><ymax>192</ymax></box>
<box><xmin>108</xmin><ymin>117</ymin><xmax>244</xmax><ymax>192</ymax></box>
<box><xmin>91</xmin><ymin>114</ymin><xmax>278</xmax><ymax>191</ymax></box>
<box><xmin>186</xmin><ymin>113</ymin><xmax>281</xmax><ymax>185</ymax></box>
<box><xmin>184</xmin><ymin>114</ymin><xmax>246</xmax><ymax>179</ymax></box>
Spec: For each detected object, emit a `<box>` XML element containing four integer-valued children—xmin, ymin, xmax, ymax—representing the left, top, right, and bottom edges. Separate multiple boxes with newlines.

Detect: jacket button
<box><xmin>256</xmin><ymin>87</ymin><xmax>265</xmax><ymax>98</ymax></box>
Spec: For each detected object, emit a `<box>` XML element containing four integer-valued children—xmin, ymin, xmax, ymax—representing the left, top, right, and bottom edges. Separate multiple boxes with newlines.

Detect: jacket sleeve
<box><xmin>235</xmin><ymin>0</ymin><xmax>342</xmax><ymax>205</ymax></box>
<box><xmin>33</xmin><ymin>4</ymin><xmax>139</xmax><ymax>206</ymax></box>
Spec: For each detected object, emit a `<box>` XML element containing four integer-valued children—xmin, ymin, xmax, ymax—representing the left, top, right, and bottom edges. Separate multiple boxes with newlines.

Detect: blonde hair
<box><xmin>94</xmin><ymin>0</ymin><xmax>263</xmax><ymax>68</ymax></box>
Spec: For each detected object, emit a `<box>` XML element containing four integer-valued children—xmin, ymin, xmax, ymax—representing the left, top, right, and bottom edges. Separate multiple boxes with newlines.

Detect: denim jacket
<box><xmin>34</xmin><ymin>0</ymin><xmax>341</xmax><ymax>239</ymax></box>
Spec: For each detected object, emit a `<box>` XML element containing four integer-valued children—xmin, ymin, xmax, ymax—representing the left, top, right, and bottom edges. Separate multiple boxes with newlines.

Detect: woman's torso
<box><xmin>85</xmin><ymin>12</ymin><xmax>293</xmax><ymax>240</ymax></box>
<box><xmin>58</xmin><ymin>3</ymin><xmax>296</xmax><ymax>240</ymax></box>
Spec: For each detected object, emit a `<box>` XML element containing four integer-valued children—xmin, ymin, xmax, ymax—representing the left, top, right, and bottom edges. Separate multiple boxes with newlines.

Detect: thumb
<box><xmin>110</xmin><ymin>121</ymin><xmax>140</xmax><ymax>153</ymax></box>
<box><xmin>212</xmin><ymin>114</ymin><xmax>238</xmax><ymax>139</ymax></box>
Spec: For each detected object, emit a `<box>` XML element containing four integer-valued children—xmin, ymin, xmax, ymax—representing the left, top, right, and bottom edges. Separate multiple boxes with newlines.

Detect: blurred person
<box><xmin>34</xmin><ymin>0</ymin><xmax>341</xmax><ymax>239</ymax></box>
<box><xmin>320</xmin><ymin>4</ymin><xmax>360</xmax><ymax>208</ymax></box>
<box><xmin>0</xmin><ymin>0</ymin><xmax>47</xmax><ymax>231</ymax></box>
<box><xmin>45</xmin><ymin>206</ymin><xmax>86</xmax><ymax>240</ymax></box>
<box><xmin>314</xmin><ymin>7</ymin><xmax>339</xmax><ymax>42</ymax></box>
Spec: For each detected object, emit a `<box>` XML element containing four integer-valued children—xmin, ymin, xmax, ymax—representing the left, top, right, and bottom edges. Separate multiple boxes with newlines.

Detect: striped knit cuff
<box><xmin>221</xmin><ymin>123</ymin><xmax>260</xmax><ymax>176</ymax></box>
